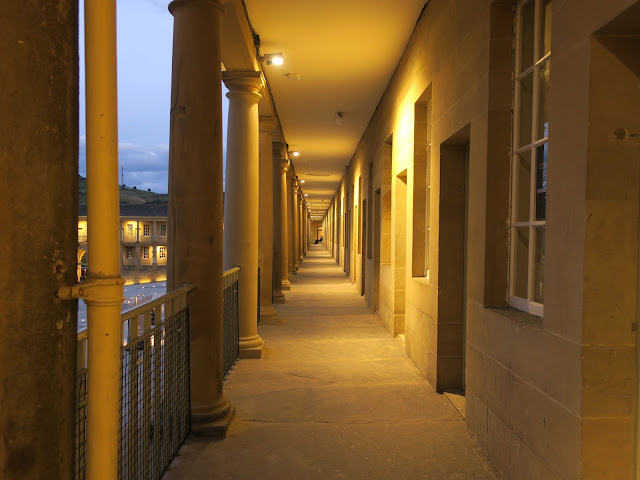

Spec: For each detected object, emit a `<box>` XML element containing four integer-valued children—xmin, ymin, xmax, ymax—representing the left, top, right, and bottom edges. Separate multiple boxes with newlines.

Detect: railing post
<box><xmin>84</xmin><ymin>0</ymin><xmax>125</xmax><ymax>477</ymax></box>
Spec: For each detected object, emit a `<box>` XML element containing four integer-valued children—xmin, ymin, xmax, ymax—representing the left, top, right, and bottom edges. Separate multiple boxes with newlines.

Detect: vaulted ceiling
<box><xmin>243</xmin><ymin>0</ymin><xmax>427</xmax><ymax>220</ymax></box>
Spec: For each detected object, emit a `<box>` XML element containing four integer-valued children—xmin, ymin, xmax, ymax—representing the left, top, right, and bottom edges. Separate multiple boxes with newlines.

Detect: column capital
<box><xmin>281</xmin><ymin>159</ymin><xmax>290</xmax><ymax>173</ymax></box>
<box><xmin>273</xmin><ymin>142</ymin><xmax>287</xmax><ymax>159</ymax></box>
<box><xmin>222</xmin><ymin>71</ymin><xmax>264</xmax><ymax>98</ymax></box>
<box><xmin>259</xmin><ymin>116</ymin><xmax>277</xmax><ymax>135</ymax></box>
<box><xmin>169</xmin><ymin>0</ymin><xmax>224</xmax><ymax>15</ymax></box>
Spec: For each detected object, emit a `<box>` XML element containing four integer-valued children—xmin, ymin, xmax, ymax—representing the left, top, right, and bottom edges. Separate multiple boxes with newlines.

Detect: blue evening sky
<box><xmin>78</xmin><ymin>0</ymin><xmax>229</xmax><ymax>194</ymax></box>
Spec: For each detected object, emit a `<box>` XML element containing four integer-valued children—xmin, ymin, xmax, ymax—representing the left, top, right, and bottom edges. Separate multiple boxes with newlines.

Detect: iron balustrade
<box><xmin>76</xmin><ymin>284</ymin><xmax>193</xmax><ymax>480</ymax></box>
<box><xmin>223</xmin><ymin>267</ymin><xmax>240</xmax><ymax>377</ymax></box>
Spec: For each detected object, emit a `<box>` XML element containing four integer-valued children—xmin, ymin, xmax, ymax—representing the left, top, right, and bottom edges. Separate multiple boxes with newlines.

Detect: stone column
<box><xmin>280</xmin><ymin>160</ymin><xmax>292</xmax><ymax>290</ymax></box>
<box><xmin>258</xmin><ymin>117</ymin><xmax>278</xmax><ymax>321</ymax></box>
<box><xmin>288</xmin><ymin>173</ymin><xmax>297</xmax><ymax>276</ymax></box>
<box><xmin>1</xmin><ymin>1</ymin><xmax>78</xmax><ymax>476</ymax></box>
<box><xmin>293</xmin><ymin>180</ymin><xmax>300</xmax><ymax>271</ymax></box>
<box><xmin>299</xmin><ymin>193</ymin><xmax>304</xmax><ymax>262</ymax></box>
<box><xmin>168</xmin><ymin>0</ymin><xmax>232</xmax><ymax>435</ymax></box>
<box><xmin>272</xmin><ymin>144</ymin><xmax>286</xmax><ymax>301</ymax></box>
<box><xmin>223</xmin><ymin>70</ymin><xmax>264</xmax><ymax>359</ymax></box>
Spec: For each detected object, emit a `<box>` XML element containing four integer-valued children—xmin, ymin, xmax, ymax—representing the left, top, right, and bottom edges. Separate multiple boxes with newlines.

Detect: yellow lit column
<box><xmin>272</xmin><ymin>143</ymin><xmax>286</xmax><ymax>302</ymax></box>
<box><xmin>223</xmin><ymin>71</ymin><xmax>265</xmax><ymax>359</ymax></box>
<box><xmin>304</xmin><ymin>209</ymin><xmax>308</xmax><ymax>253</ymax></box>
<box><xmin>84</xmin><ymin>0</ymin><xmax>125</xmax><ymax>477</ymax></box>
<box><xmin>258</xmin><ymin>117</ymin><xmax>278</xmax><ymax>321</ymax></box>
<box><xmin>299</xmin><ymin>193</ymin><xmax>304</xmax><ymax>262</ymax></box>
<box><xmin>280</xmin><ymin>160</ymin><xmax>292</xmax><ymax>290</ymax></box>
<box><xmin>288</xmin><ymin>174</ymin><xmax>297</xmax><ymax>276</ymax></box>
<box><xmin>168</xmin><ymin>0</ymin><xmax>233</xmax><ymax>435</ymax></box>
<box><xmin>298</xmin><ymin>194</ymin><xmax>302</xmax><ymax>258</ymax></box>
<box><xmin>293</xmin><ymin>181</ymin><xmax>300</xmax><ymax>272</ymax></box>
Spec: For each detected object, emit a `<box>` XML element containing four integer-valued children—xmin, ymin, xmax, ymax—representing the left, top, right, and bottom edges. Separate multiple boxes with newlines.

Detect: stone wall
<box><xmin>325</xmin><ymin>0</ymin><xmax>640</xmax><ymax>478</ymax></box>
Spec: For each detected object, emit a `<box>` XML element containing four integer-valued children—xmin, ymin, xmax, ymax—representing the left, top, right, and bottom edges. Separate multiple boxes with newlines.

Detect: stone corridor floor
<box><xmin>164</xmin><ymin>245</ymin><xmax>499</xmax><ymax>479</ymax></box>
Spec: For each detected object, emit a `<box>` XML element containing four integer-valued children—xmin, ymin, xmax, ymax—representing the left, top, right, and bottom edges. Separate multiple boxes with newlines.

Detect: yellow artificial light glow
<box><xmin>300</xmin><ymin>179</ymin><xmax>305</xmax><ymax>183</ymax></box>
<box><xmin>292</xmin><ymin>151</ymin><xmax>300</xmax><ymax>156</ymax></box>
<box><xmin>264</xmin><ymin>53</ymin><xmax>284</xmax><ymax>66</ymax></box>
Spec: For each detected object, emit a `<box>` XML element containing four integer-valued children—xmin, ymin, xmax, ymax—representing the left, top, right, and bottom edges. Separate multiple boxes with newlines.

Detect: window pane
<box><xmin>519</xmin><ymin>0</ymin><xmax>535</xmax><ymax>72</ymax></box>
<box><xmin>534</xmin><ymin>227</ymin><xmax>545</xmax><ymax>303</ymax></box>
<box><xmin>539</xmin><ymin>0</ymin><xmax>552</xmax><ymax>59</ymax></box>
<box><xmin>518</xmin><ymin>73</ymin><xmax>534</xmax><ymax>147</ymax></box>
<box><xmin>514</xmin><ymin>227</ymin><xmax>529</xmax><ymax>299</ymax></box>
<box><xmin>537</xmin><ymin>61</ymin><xmax>550</xmax><ymax>140</ymax></box>
<box><xmin>515</xmin><ymin>152</ymin><xmax>531</xmax><ymax>222</ymax></box>
<box><xmin>535</xmin><ymin>143</ymin><xmax>547</xmax><ymax>221</ymax></box>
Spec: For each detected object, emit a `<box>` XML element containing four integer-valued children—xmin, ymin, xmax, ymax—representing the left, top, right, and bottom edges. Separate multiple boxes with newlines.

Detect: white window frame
<box><xmin>143</xmin><ymin>224</ymin><xmax>150</xmax><ymax>237</ymax></box>
<box><xmin>125</xmin><ymin>246</ymin><xmax>135</xmax><ymax>259</ymax></box>
<box><xmin>160</xmin><ymin>224</ymin><xmax>167</xmax><ymax>237</ymax></box>
<box><xmin>509</xmin><ymin>0</ymin><xmax>550</xmax><ymax>317</ymax></box>
<box><xmin>159</xmin><ymin>246</ymin><xmax>167</xmax><ymax>259</ymax></box>
<box><xmin>425</xmin><ymin>100</ymin><xmax>432</xmax><ymax>279</ymax></box>
<box><xmin>143</xmin><ymin>247</ymin><xmax>149</xmax><ymax>259</ymax></box>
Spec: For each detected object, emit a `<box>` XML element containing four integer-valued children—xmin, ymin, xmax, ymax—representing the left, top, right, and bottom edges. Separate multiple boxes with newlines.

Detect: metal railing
<box><xmin>76</xmin><ymin>284</ymin><xmax>193</xmax><ymax>480</ymax></box>
<box><xmin>223</xmin><ymin>267</ymin><xmax>240</xmax><ymax>377</ymax></box>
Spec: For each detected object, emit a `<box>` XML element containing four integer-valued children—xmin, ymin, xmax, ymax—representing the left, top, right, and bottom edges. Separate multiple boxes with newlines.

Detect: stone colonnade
<box><xmin>168</xmin><ymin>0</ymin><xmax>311</xmax><ymax>434</ymax></box>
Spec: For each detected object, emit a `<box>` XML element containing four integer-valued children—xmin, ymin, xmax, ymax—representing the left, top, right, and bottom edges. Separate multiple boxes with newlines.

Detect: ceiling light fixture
<box><xmin>304</xmin><ymin>194</ymin><xmax>308</xmax><ymax>197</ymax></box>
<box><xmin>262</xmin><ymin>53</ymin><xmax>284</xmax><ymax>65</ymax></box>
<box><xmin>291</xmin><ymin>151</ymin><xmax>300</xmax><ymax>157</ymax></box>
<box><xmin>299</xmin><ymin>179</ymin><xmax>305</xmax><ymax>183</ymax></box>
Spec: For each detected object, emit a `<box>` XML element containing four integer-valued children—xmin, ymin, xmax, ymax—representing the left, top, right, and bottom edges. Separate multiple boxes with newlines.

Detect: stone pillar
<box><xmin>272</xmin><ymin>144</ymin><xmax>286</xmax><ymax>301</ymax></box>
<box><xmin>1</xmin><ymin>1</ymin><xmax>78</xmax><ymax>477</ymax></box>
<box><xmin>280</xmin><ymin>160</ymin><xmax>292</xmax><ymax>290</ymax></box>
<box><xmin>168</xmin><ymin>0</ymin><xmax>232</xmax><ymax>435</ymax></box>
<box><xmin>258</xmin><ymin>117</ymin><xmax>278</xmax><ymax>321</ymax></box>
<box><xmin>293</xmin><ymin>180</ymin><xmax>300</xmax><ymax>271</ymax></box>
<box><xmin>299</xmin><ymin>193</ymin><xmax>304</xmax><ymax>262</ymax></box>
<box><xmin>223</xmin><ymin>70</ymin><xmax>264</xmax><ymax>359</ymax></box>
<box><xmin>288</xmin><ymin>174</ymin><xmax>297</xmax><ymax>276</ymax></box>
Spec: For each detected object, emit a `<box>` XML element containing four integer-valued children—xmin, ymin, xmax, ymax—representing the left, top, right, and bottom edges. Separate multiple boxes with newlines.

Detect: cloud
<box><xmin>79</xmin><ymin>141</ymin><xmax>170</xmax><ymax>193</ymax></box>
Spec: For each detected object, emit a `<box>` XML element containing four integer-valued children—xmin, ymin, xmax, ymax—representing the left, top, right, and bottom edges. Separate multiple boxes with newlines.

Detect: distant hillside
<box><xmin>79</xmin><ymin>175</ymin><xmax>168</xmax><ymax>205</ymax></box>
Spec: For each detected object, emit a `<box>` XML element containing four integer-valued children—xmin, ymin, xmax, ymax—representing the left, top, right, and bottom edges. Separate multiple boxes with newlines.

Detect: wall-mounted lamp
<box><xmin>261</xmin><ymin>53</ymin><xmax>283</xmax><ymax>65</ymax></box>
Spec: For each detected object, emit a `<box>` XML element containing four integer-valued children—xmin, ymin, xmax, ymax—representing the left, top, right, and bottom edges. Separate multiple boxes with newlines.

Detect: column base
<box><xmin>282</xmin><ymin>279</ymin><xmax>291</xmax><ymax>290</ymax></box>
<box><xmin>260</xmin><ymin>305</ymin><xmax>279</xmax><ymax>324</ymax></box>
<box><xmin>292</xmin><ymin>268</ymin><xmax>298</xmax><ymax>276</ymax></box>
<box><xmin>239</xmin><ymin>334</ymin><xmax>264</xmax><ymax>359</ymax></box>
<box><xmin>273</xmin><ymin>289</ymin><xmax>285</xmax><ymax>303</ymax></box>
<box><xmin>191</xmin><ymin>396</ymin><xmax>235</xmax><ymax>438</ymax></box>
